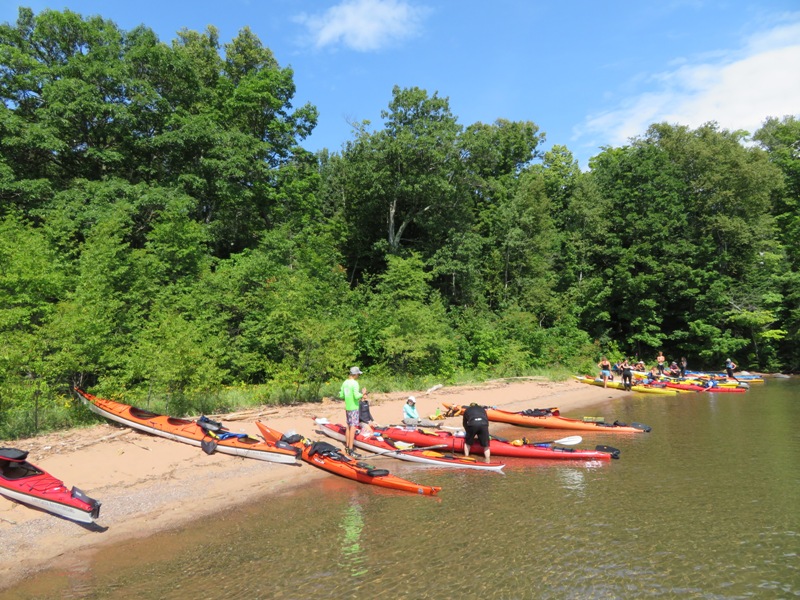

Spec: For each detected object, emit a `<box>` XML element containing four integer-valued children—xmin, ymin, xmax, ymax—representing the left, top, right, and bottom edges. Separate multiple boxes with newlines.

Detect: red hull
<box><xmin>379</xmin><ymin>427</ymin><xmax>616</xmax><ymax>460</ymax></box>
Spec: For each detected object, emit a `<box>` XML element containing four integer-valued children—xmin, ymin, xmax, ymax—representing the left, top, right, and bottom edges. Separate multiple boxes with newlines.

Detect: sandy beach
<box><xmin>0</xmin><ymin>377</ymin><xmax>617</xmax><ymax>590</ymax></box>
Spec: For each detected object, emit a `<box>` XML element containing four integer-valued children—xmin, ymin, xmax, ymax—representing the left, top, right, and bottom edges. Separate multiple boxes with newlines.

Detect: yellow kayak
<box><xmin>574</xmin><ymin>376</ymin><xmax>678</xmax><ymax>395</ymax></box>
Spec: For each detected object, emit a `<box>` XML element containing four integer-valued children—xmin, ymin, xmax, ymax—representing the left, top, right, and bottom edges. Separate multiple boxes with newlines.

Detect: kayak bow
<box><xmin>0</xmin><ymin>448</ymin><xmax>101</xmax><ymax>524</ymax></box>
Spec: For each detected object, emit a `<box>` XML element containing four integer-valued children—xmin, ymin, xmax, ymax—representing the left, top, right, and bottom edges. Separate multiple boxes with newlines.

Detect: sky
<box><xmin>2</xmin><ymin>0</ymin><xmax>799</xmax><ymax>169</ymax></box>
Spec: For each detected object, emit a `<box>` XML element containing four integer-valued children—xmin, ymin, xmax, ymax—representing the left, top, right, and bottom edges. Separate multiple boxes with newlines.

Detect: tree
<box><xmin>0</xmin><ymin>8</ymin><xmax>318</xmax><ymax>255</ymax></box>
<box><xmin>358</xmin><ymin>254</ymin><xmax>456</xmax><ymax>376</ymax></box>
<box><xmin>333</xmin><ymin>86</ymin><xmax>464</xmax><ymax>278</ymax></box>
<box><xmin>583</xmin><ymin>122</ymin><xmax>784</xmax><ymax>367</ymax></box>
<box><xmin>754</xmin><ymin>116</ymin><xmax>800</xmax><ymax>369</ymax></box>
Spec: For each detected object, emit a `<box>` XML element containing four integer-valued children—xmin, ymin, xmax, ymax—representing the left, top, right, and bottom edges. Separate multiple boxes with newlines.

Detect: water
<box><xmin>4</xmin><ymin>380</ymin><xmax>799</xmax><ymax>599</ymax></box>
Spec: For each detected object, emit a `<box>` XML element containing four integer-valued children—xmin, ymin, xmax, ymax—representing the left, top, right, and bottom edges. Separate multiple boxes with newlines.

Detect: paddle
<box><xmin>437</xmin><ymin>428</ymin><xmax>582</xmax><ymax>447</ymax></box>
<box><xmin>532</xmin><ymin>435</ymin><xmax>583</xmax><ymax>447</ymax></box>
<box><xmin>366</xmin><ymin>443</ymin><xmax>450</xmax><ymax>458</ymax></box>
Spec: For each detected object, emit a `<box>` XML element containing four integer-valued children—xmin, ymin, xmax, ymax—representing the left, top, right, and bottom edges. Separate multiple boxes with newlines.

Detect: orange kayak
<box><xmin>255</xmin><ymin>421</ymin><xmax>441</xmax><ymax>496</ymax></box>
<box><xmin>442</xmin><ymin>403</ymin><xmax>651</xmax><ymax>433</ymax></box>
<box><xmin>75</xmin><ymin>388</ymin><xmax>299</xmax><ymax>464</ymax></box>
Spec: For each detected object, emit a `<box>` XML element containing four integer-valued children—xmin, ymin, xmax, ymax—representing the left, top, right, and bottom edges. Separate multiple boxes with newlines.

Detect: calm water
<box><xmin>4</xmin><ymin>379</ymin><xmax>799</xmax><ymax>599</ymax></box>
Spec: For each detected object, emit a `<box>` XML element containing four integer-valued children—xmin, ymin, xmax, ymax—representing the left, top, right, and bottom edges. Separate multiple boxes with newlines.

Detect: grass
<box><xmin>0</xmin><ymin>366</ymin><xmax>581</xmax><ymax>440</ymax></box>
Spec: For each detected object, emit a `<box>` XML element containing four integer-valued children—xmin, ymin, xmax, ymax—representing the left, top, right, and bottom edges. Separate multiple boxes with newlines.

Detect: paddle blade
<box><xmin>201</xmin><ymin>439</ymin><xmax>217</xmax><ymax>455</ymax></box>
<box><xmin>554</xmin><ymin>435</ymin><xmax>582</xmax><ymax>445</ymax></box>
<box><xmin>533</xmin><ymin>435</ymin><xmax>582</xmax><ymax>447</ymax></box>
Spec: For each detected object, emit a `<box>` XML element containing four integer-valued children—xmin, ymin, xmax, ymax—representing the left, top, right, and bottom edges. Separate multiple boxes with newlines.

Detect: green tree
<box><xmin>583</xmin><ymin>122</ymin><xmax>784</xmax><ymax>367</ymax></box>
<box><xmin>754</xmin><ymin>116</ymin><xmax>800</xmax><ymax>369</ymax></box>
<box><xmin>333</xmin><ymin>86</ymin><xmax>463</xmax><ymax>278</ymax></box>
<box><xmin>359</xmin><ymin>254</ymin><xmax>456</xmax><ymax>376</ymax></box>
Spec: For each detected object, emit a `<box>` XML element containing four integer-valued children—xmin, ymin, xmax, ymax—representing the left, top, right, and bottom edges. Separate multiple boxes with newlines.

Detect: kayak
<box><xmin>255</xmin><ymin>421</ymin><xmax>441</xmax><ymax>496</ymax></box>
<box><xmin>679</xmin><ymin>379</ymin><xmax>749</xmax><ymax>389</ymax></box>
<box><xmin>0</xmin><ymin>448</ymin><xmax>101</xmax><ymax>524</ymax></box>
<box><xmin>316</xmin><ymin>422</ymin><xmax>505</xmax><ymax>472</ymax></box>
<box><xmin>379</xmin><ymin>426</ymin><xmax>620</xmax><ymax>460</ymax></box>
<box><xmin>686</xmin><ymin>370</ymin><xmax>765</xmax><ymax>383</ymax></box>
<box><xmin>665</xmin><ymin>382</ymin><xmax>747</xmax><ymax>393</ymax></box>
<box><xmin>442</xmin><ymin>403</ymin><xmax>651</xmax><ymax>433</ymax></box>
<box><xmin>574</xmin><ymin>375</ymin><xmax>678</xmax><ymax>395</ymax></box>
<box><xmin>75</xmin><ymin>388</ymin><xmax>299</xmax><ymax>465</ymax></box>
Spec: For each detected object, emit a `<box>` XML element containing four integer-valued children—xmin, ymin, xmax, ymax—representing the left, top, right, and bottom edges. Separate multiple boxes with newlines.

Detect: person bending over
<box><xmin>462</xmin><ymin>403</ymin><xmax>491</xmax><ymax>463</ymax></box>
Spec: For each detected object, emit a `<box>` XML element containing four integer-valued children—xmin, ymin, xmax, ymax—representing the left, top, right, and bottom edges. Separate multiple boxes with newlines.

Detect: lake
<box><xmin>3</xmin><ymin>378</ymin><xmax>798</xmax><ymax>599</ymax></box>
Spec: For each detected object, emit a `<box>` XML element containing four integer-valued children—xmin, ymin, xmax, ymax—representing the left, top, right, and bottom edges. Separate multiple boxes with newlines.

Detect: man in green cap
<box><xmin>340</xmin><ymin>366</ymin><xmax>366</xmax><ymax>457</ymax></box>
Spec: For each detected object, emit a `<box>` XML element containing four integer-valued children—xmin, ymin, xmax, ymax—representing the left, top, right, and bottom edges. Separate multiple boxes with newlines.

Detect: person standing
<box><xmin>679</xmin><ymin>357</ymin><xmax>688</xmax><ymax>378</ymax></box>
<box><xmin>339</xmin><ymin>367</ymin><xmax>366</xmax><ymax>457</ymax></box>
<box><xmin>621</xmin><ymin>358</ymin><xmax>633</xmax><ymax>391</ymax></box>
<box><xmin>462</xmin><ymin>403</ymin><xmax>491</xmax><ymax>463</ymax></box>
<box><xmin>725</xmin><ymin>358</ymin><xmax>739</xmax><ymax>382</ymax></box>
<box><xmin>598</xmin><ymin>356</ymin><xmax>613</xmax><ymax>388</ymax></box>
<box><xmin>656</xmin><ymin>352</ymin><xmax>666</xmax><ymax>375</ymax></box>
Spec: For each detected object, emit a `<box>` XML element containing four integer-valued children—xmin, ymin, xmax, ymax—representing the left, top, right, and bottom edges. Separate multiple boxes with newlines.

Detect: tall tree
<box><xmin>584</xmin><ymin>123</ymin><xmax>784</xmax><ymax>366</ymax></box>
<box><xmin>755</xmin><ymin>116</ymin><xmax>800</xmax><ymax>369</ymax></box>
<box><xmin>0</xmin><ymin>8</ymin><xmax>318</xmax><ymax>255</ymax></box>
<box><xmin>333</xmin><ymin>86</ymin><xmax>463</xmax><ymax>279</ymax></box>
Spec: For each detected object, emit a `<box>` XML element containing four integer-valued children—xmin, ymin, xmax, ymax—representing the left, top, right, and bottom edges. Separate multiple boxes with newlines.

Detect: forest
<box><xmin>1</xmin><ymin>8</ymin><xmax>798</xmax><ymax>437</ymax></box>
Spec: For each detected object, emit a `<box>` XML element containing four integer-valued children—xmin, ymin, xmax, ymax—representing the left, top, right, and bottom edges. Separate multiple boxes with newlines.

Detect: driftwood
<box><xmin>205</xmin><ymin>409</ymin><xmax>280</xmax><ymax>422</ymax></box>
<box><xmin>73</xmin><ymin>428</ymin><xmax>132</xmax><ymax>451</ymax></box>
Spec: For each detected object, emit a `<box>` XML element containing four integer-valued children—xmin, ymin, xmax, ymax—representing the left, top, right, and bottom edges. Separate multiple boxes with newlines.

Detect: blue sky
<box><xmin>3</xmin><ymin>1</ymin><xmax>799</xmax><ymax>168</ymax></box>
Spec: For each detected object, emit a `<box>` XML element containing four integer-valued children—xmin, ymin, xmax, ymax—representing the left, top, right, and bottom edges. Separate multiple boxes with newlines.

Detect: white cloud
<box><xmin>577</xmin><ymin>17</ymin><xmax>800</xmax><ymax>149</ymax></box>
<box><xmin>295</xmin><ymin>0</ymin><xmax>428</xmax><ymax>52</ymax></box>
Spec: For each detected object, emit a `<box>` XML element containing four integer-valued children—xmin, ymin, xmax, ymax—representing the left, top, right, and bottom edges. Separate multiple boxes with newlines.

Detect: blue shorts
<box><xmin>601</xmin><ymin>369</ymin><xmax>611</xmax><ymax>377</ymax></box>
<box><xmin>346</xmin><ymin>409</ymin><xmax>360</xmax><ymax>427</ymax></box>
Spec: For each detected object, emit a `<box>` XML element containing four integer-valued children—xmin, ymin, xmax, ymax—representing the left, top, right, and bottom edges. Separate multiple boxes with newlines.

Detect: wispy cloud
<box><xmin>576</xmin><ymin>15</ymin><xmax>800</xmax><ymax>150</ymax></box>
<box><xmin>295</xmin><ymin>0</ymin><xmax>428</xmax><ymax>52</ymax></box>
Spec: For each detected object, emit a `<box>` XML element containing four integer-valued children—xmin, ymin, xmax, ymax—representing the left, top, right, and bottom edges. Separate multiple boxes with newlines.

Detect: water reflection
<box><xmin>556</xmin><ymin>467</ymin><xmax>587</xmax><ymax>493</ymax></box>
<box><xmin>338</xmin><ymin>496</ymin><xmax>368</xmax><ymax>578</ymax></box>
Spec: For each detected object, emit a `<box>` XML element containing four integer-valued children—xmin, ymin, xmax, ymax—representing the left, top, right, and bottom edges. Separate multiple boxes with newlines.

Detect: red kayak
<box><xmin>255</xmin><ymin>421</ymin><xmax>442</xmax><ymax>496</ymax></box>
<box><xmin>379</xmin><ymin>427</ymin><xmax>619</xmax><ymax>460</ymax></box>
<box><xmin>0</xmin><ymin>448</ymin><xmax>101</xmax><ymax>523</ymax></box>
<box><xmin>316</xmin><ymin>422</ymin><xmax>505</xmax><ymax>471</ymax></box>
<box><xmin>665</xmin><ymin>382</ymin><xmax>746</xmax><ymax>393</ymax></box>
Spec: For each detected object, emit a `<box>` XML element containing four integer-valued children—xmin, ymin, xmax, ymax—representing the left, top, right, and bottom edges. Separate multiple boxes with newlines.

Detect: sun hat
<box><xmin>407</xmin><ymin>396</ymin><xmax>416</xmax><ymax>403</ymax></box>
<box><xmin>350</xmin><ymin>366</ymin><xmax>362</xmax><ymax>375</ymax></box>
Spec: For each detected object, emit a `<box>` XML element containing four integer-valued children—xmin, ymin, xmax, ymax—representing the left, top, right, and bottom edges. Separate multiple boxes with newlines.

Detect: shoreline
<box><xmin>1</xmin><ymin>377</ymin><xmax>619</xmax><ymax>590</ymax></box>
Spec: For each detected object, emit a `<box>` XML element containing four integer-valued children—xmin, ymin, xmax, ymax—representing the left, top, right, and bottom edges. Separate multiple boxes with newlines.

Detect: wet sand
<box><xmin>0</xmin><ymin>377</ymin><xmax>618</xmax><ymax>590</ymax></box>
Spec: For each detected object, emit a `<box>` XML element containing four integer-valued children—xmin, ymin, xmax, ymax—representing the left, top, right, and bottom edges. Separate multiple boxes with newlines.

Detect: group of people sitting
<box><xmin>598</xmin><ymin>354</ymin><xmax>691</xmax><ymax>390</ymax></box>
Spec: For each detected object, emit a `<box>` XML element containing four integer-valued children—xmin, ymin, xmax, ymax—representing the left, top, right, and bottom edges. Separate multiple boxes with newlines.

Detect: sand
<box><xmin>0</xmin><ymin>377</ymin><xmax>615</xmax><ymax>590</ymax></box>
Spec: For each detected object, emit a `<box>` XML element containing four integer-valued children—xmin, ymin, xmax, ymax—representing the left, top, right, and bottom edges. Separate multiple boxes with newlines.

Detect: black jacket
<box><xmin>359</xmin><ymin>400</ymin><xmax>374</xmax><ymax>424</ymax></box>
<box><xmin>462</xmin><ymin>404</ymin><xmax>488</xmax><ymax>429</ymax></box>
